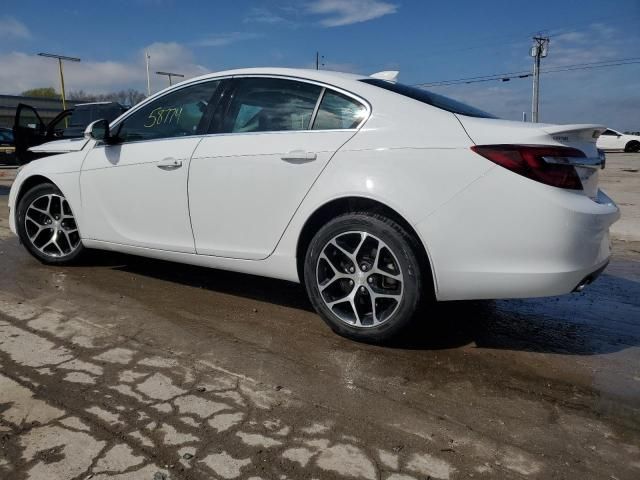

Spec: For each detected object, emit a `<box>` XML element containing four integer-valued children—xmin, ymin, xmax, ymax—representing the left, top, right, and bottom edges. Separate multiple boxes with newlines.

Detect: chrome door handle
<box><xmin>157</xmin><ymin>158</ymin><xmax>183</xmax><ymax>170</ymax></box>
<box><xmin>281</xmin><ymin>150</ymin><xmax>317</xmax><ymax>162</ymax></box>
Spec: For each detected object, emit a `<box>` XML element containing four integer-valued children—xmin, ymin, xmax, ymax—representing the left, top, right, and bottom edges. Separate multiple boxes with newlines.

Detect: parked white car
<box><xmin>8</xmin><ymin>68</ymin><xmax>620</xmax><ymax>342</ymax></box>
<box><xmin>596</xmin><ymin>128</ymin><xmax>640</xmax><ymax>152</ymax></box>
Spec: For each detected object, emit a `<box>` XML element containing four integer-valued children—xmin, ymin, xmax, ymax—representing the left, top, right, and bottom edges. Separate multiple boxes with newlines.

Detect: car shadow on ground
<box><xmin>88</xmin><ymin>250</ymin><xmax>640</xmax><ymax>357</ymax></box>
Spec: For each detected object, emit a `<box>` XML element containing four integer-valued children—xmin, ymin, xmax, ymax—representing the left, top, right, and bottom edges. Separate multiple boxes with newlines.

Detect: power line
<box><xmin>415</xmin><ymin>56</ymin><xmax>640</xmax><ymax>87</ymax></box>
<box><xmin>412</xmin><ymin>14</ymin><xmax>622</xmax><ymax>61</ymax></box>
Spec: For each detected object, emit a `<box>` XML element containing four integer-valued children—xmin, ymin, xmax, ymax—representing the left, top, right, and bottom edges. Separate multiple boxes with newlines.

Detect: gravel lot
<box><xmin>0</xmin><ymin>154</ymin><xmax>639</xmax><ymax>479</ymax></box>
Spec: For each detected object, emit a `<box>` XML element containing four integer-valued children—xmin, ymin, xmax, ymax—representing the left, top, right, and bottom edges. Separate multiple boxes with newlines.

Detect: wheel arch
<box><xmin>296</xmin><ymin>196</ymin><xmax>436</xmax><ymax>293</ymax></box>
<box><xmin>11</xmin><ymin>174</ymin><xmax>64</xmax><ymax>232</ymax></box>
<box><xmin>15</xmin><ymin>174</ymin><xmax>56</xmax><ymax>209</ymax></box>
<box><xmin>625</xmin><ymin>140</ymin><xmax>640</xmax><ymax>152</ymax></box>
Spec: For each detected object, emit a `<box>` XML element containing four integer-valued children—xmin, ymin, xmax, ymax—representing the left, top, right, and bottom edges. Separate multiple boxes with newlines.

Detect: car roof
<box><xmin>192</xmin><ymin>67</ymin><xmax>365</xmax><ymax>82</ymax></box>
<box><xmin>75</xmin><ymin>102</ymin><xmax>121</xmax><ymax>107</ymax></box>
<box><xmin>160</xmin><ymin>68</ymin><xmax>369</xmax><ymax>96</ymax></box>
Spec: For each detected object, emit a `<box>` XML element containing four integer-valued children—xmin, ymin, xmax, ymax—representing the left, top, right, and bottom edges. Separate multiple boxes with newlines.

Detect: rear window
<box><xmin>360</xmin><ymin>79</ymin><xmax>497</xmax><ymax>119</ymax></box>
<box><xmin>68</xmin><ymin>107</ymin><xmax>93</xmax><ymax>127</ymax></box>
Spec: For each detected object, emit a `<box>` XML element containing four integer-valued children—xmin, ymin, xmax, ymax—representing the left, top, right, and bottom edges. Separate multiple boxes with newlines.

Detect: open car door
<box><xmin>13</xmin><ymin>103</ymin><xmax>73</xmax><ymax>165</ymax></box>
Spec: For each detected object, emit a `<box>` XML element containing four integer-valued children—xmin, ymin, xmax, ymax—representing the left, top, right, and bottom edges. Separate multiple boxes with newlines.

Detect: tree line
<box><xmin>21</xmin><ymin>87</ymin><xmax>146</xmax><ymax>107</ymax></box>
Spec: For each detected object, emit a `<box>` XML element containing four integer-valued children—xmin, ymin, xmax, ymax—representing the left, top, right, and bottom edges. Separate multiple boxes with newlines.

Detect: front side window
<box><xmin>222</xmin><ymin>78</ymin><xmax>322</xmax><ymax>133</ymax></box>
<box><xmin>115</xmin><ymin>81</ymin><xmax>220</xmax><ymax>142</ymax></box>
<box><xmin>17</xmin><ymin>107</ymin><xmax>42</xmax><ymax>130</ymax></box>
<box><xmin>313</xmin><ymin>90</ymin><xmax>367</xmax><ymax>130</ymax></box>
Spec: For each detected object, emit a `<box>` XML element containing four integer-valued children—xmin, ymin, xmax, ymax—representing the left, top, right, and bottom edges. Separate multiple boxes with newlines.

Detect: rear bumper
<box><xmin>417</xmin><ymin>167</ymin><xmax>620</xmax><ymax>301</ymax></box>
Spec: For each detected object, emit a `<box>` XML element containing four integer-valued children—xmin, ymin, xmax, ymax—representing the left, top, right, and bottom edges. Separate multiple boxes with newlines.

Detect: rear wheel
<box><xmin>16</xmin><ymin>183</ymin><xmax>84</xmax><ymax>265</ymax></box>
<box><xmin>304</xmin><ymin>212</ymin><xmax>425</xmax><ymax>343</ymax></box>
<box><xmin>624</xmin><ymin>141</ymin><xmax>640</xmax><ymax>153</ymax></box>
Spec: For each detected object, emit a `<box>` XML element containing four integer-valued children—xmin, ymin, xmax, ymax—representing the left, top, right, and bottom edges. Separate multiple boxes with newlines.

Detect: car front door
<box><xmin>598</xmin><ymin>129</ymin><xmax>622</xmax><ymax>150</ymax></box>
<box><xmin>13</xmin><ymin>104</ymin><xmax>47</xmax><ymax>164</ymax></box>
<box><xmin>189</xmin><ymin>77</ymin><xmax>369</xmax><ymax>260</ymax></box>
<box><xmin>79</xmin><ymin>80</ymin><xmax>222</xmax><ymax>252</ymax></box>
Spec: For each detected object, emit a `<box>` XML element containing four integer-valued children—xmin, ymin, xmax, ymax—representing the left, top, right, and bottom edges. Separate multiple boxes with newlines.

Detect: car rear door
<box><xmin>188</xmin><ymin>76</ymin><xmax>369</xmax><ymax>260</ymax></box>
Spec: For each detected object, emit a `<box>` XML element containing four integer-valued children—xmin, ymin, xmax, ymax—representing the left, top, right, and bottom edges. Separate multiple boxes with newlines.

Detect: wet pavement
<box><xmin>1</xmin><ymin>159</ymin><xmax>640</xmax><ymax>479</ymax></box>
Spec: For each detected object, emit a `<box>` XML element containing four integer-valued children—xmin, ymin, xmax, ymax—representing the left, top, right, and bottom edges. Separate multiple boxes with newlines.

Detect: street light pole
<box><xmin>145</xmin><ymin>51</ymin><xmax>152</xmax><ymax>96</ymax></box>
<box><xmin>155</xmin><ymin>71</ymin><xmax>184</xmax><ymax>87</ymax></box>
<box><xmin>58</xmin><ymin>58</ymin><xmax>66</xmax><ymax>110</ymax></box>
<box><xmin>38</xmin><ymin>52</ymin><xmax>81</xmax><ymax>112</ymax></box>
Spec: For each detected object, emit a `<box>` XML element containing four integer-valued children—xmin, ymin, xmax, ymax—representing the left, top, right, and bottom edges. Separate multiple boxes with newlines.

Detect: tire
<box><xmin>304</xmin><ymin>212</ymin><xmax>426</xmax><ymax>343</ymax></box>
<box><xmin>625</xmin><ymin>141</ymin><xmax>640</xmax><ymax>153</ymax></box>
<box><xmin>16</xmin><ymin>182</ymin><xmax>85</xmax><ymax>265</ymax></box>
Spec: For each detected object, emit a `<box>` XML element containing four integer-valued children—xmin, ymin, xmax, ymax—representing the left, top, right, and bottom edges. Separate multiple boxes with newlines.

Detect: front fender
<box><xmin>9</xmin><ymin>149</ymin><xmax>88</xmax><ymax>235</ymax></box>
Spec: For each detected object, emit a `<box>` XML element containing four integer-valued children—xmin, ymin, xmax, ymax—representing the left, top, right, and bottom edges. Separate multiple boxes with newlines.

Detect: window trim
<box><xmin>224</xmin><ymin>74</ymin><xmax>370</xmax><ymax>133</ymax></box>
<box><xmin>309</xmin><ymin>87</ymin><xmax>326</xmax><ymax>130</ymax></box>
<box><xmin>105</xmin><ymin>74</ymin><xmax>371</xmax><ymax>144</ymax></box>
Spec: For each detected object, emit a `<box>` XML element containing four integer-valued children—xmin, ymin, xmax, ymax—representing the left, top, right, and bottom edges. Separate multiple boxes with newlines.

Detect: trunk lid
<box><xmin>457</xmin><ymin>116</ymin><xmax>605</xmax><ymax>199</ymax></box>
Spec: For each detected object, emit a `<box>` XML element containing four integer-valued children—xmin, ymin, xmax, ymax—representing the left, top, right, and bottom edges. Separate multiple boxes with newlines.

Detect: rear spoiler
<box><xmin>541</xmin><ymin>124</ymin><xmax>607</xmax><ymax>140</ymax></box>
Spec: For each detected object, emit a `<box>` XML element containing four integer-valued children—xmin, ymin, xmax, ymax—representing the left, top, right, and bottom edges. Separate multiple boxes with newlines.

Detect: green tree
<box><xmin>21</xmin><ymin>87</ymin><xmax>59</xmax><ymax>98</ymax></box>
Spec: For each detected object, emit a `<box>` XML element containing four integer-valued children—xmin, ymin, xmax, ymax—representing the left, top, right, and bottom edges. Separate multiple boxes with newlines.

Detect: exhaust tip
<box><xmin>573</xmin><ymin>280</ymin><xmax>589</xmax><ymax>293</ymax></box>
<box><xmin>572</xmin><ymin>262</ymin><xmax>609</xmax><ymax>293</ymax></box>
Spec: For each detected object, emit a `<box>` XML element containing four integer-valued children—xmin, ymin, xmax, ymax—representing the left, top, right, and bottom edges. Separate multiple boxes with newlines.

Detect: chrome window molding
<box><xmin>104</xmin><ymin>73</ymin><xmax>372</xmax><ymax>147</ymax></box>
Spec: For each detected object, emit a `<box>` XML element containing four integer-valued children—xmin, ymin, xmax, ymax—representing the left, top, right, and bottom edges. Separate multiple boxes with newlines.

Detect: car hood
<box><xmin>29</xmin><ymin>137</ymin><xmax>89</xmax><ymax>153</ymax></box>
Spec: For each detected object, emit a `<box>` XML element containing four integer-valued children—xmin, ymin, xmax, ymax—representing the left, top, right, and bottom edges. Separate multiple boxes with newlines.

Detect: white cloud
<box><xmin>192</xmin><ymin>32</ymin><xmax>263</xmax><ymax>47</ymax></box>
<box><xmin>307</xmin><ymin>0</ymin><xmax>397</xmax><ymax>27</ymax></box>
<box><xmin>0</xmin><ymin>42</ymin><xmax>209</xmax><ymax>95</ymax></box>
<box><xmin>243</xmin><ymin>7</ymin><xmax>288</xmax><ymax>24</ymax></box>
<box><xmin>545</xmin><ymin>25</ymin><xmax>621</xmax><ymax>68</ymax></box>
<box><xmin>0</xmin><ymin>16</ymin><xmax>31</xmax><ymax>40</ymax></box>
<box><xmin>426</xmin><ymin>23</ymin><xmax>640</xmax><ymax>131</ymax></box>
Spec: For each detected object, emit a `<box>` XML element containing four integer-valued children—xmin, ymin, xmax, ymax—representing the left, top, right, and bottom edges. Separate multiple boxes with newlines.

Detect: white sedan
<box><xmin>8</xmin><ymin>68</ymin><xmax>620</xmax><ymax>342</ymax></box>
<box><xmin>596</xmin><ymin>128</ymin><xmax>640</xmax><ymax>152</ymax></box>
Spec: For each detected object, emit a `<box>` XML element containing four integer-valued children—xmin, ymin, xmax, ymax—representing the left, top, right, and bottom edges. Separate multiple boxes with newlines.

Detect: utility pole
<box><xmin>315</xmin><ymin>51</ymin><xmax>325</xmax><ymax>70</ymax></box>
<box><xmin>38</xmin><ymin>52</ymin><xmax>81</xmax><ymax>112</ymax></box>
<box><xmin>155</xmin><ymin>71</ymin><xmax>184</xmax><ymax>87</ymax></box>
<box><xmin>145</xmin><ymin>51</ymin><xmax>151</xmax><ymax>96</ymax></box>
<box><xmin>530</xmin><ymin>36</ymin><xmax>549</xmax><ymax>123</ymax></box>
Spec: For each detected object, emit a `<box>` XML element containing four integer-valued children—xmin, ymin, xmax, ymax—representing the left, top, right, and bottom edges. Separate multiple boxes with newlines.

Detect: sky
<box><xmin>1</xmin><ymin>0</ymin><xmax>639</xmax><ymax>130</ymax></box>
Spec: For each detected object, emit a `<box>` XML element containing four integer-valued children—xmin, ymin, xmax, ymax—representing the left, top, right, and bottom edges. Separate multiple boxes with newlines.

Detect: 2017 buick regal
<box><xmin>8</xmin><ymin>68</ymin><xmax>620</xmax><ymax>342</ymax></box>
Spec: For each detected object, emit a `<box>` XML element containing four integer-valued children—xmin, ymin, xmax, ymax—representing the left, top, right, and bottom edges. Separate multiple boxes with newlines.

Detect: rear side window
<box><xmin>313</xmin><ymin>91</ymin><xmax>367</xmax><ymax>130</ymax></box>
<box><xmin>360</xmin><ymin>78</ymin><xmax>497</xmax><ymax>119</ymax></box>
<box><xmin>222</xmin><ymin>78</ymin><xmax>322</xmax><ymax>133</ymax></box>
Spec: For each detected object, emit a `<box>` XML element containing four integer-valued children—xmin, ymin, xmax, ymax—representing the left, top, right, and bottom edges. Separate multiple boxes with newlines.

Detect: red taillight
<box><xmin>471</xmin><ymin>144</ymin><xmax>584</xmax><ymax>190</ymax></box>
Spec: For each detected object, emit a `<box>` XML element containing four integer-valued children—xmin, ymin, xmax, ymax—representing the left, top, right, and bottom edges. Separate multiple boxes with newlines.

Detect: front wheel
<box><xmin>16</xmin><ymin>183</ymin><xmax>85</xmax><ymax>265</ymax></box>
<box><xmin>304</xmin><ymin>212</ymin><xmax>426</xmax><ymax>343</ymax></box>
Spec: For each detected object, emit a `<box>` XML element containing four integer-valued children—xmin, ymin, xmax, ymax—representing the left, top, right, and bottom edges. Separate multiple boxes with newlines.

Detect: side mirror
<box><xmin>84</xmin><ymin>119</ymin><xmax>109</xmax><ymax>141</ymax></box>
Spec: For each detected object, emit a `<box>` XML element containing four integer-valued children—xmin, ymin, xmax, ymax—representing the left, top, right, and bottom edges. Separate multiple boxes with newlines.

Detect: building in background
<box><xmin>0</xmin><ymin>95</ymin><xmax>86</xmax><ymax>128</ymax></box>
